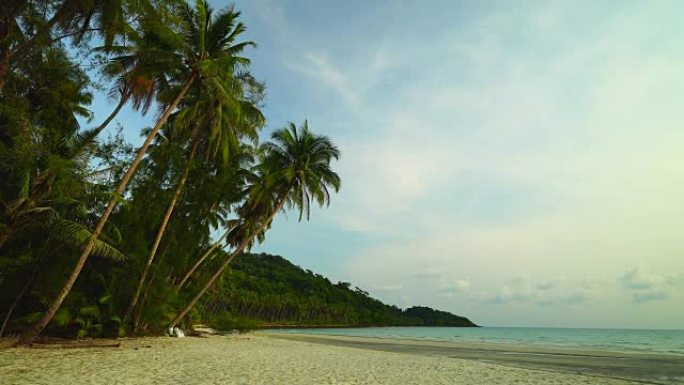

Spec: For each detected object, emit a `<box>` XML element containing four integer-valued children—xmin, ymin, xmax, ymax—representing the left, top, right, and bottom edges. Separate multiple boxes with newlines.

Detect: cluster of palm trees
<box><xmin>0</xmin><ymin>0</ymin><xmax>340</xmax><ymax>345</ymax></box>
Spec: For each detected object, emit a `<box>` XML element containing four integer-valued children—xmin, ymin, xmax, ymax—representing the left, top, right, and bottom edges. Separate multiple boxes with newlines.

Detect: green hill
<box><xmin>201</xmin><ymin>253</ymin><xmax>478</xmax><ymax>328</ymax></box>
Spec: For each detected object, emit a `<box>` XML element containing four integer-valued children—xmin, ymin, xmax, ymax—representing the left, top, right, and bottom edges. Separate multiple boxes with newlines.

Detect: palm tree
<box><xmin>172</xmin><ymin>143</ymin><xmax>259</xmax><ymax>292</ymax></box>
<box><xmin>91</xmin><ymin>68</ymin><xmax>160</xmax><ymax>139</ymax></box>
<box><xmin>0</xmin><ymin>126</ymin><xmax>126</xmax><ymax>340</ymax></box>
<box><xmin>14</xmin><ymin>0</ymin><xmax>254</xmax><ymax>345</ymax></box>
<box><xmin>123</xmin><ymin>14</ymin><xmax>263</xmax><ymax>327</ymax></box>
<box><xmin>91</xmin><ymin>10</ymin><xmax>185</xmax><ymax>140</ymax></box>
<box><xmin>0</xmin><ymin>0</ymin><xmax>146</xmax><ymax>92</ymax></box>
<box><xmin>168</xmin><ymin>121</ymin><xmax>340</xmax><ymax>329</ymax></box>
<box><xmin>173</xmin><ymin>226</ymin><xmax>230</xmax><ymax>292</ymax></box>
<box><xmin>0</xmin><ymin>45</ymin><xmax>97</xmax><ymax>250</ymax></box>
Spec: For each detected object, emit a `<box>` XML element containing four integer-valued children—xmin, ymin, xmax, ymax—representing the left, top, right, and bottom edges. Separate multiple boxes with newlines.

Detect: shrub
<box><xmin>208</xmin><ymin>313</ymin><xmax>260</xmax><ymax>333</ymax></box>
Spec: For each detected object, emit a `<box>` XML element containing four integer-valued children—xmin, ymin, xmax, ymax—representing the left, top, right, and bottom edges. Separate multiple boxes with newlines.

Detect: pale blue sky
<box><xmin>90</xmin><ymin>0</ymin><xmax>684</xmax><ymax>328</ymax></box>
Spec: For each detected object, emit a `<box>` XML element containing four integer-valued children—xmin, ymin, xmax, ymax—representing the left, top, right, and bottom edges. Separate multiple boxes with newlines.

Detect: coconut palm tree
<box><xmin>91</xmin><ymin>65</ymin><xmax>162</xmax><ymax>139</ymax></box>
<box><xmin>123</xmin><ymin>22</ymin><xmax>263</xmax><ymax>328</ymax></box>
<box><xmin>171</xmin><ymin>142</ymin><xmax>259</xmax><ymax>293</ymax></box>
<box><xmin>14</xmin><ymin>0</ymin><xmax>255</xmax><ymax>345</ymax></box>
<box><xmin>172</xmin><ymin>227</ymin><xmax>230</xmax><ymax>292</ymax></box>
<box><xmin>91</xmin><ymin>8</ymin><xmax>186</xmax><ymax>140</ymax></box>
<box><xmin>0</xmin><ymin>0</ymin><xmax>148</xmax><ymax>92</ymax></box>
<box><xmin>168</xmin><ymin>121</ymin><xmax>340</xmax><ymax>328</ymax></box>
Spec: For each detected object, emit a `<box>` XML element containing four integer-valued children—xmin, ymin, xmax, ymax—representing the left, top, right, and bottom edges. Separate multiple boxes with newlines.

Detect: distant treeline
<box><xmin>202</xmin><ymin>253</ymin><xmax>478</xmax><ymax>328</ymax></box>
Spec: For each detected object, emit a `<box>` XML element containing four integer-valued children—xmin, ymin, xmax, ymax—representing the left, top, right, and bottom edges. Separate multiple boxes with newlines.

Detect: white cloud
<box><xmin>378</xmin><ymin>284</ymin><xmax>402</xmax><ymax>292</ymax></box>
<box><xmin>438</xmin><ymin>278</ymin><xmax>471</xmax><ymax>293</ymax></box>
<box><xmin>246</xmin><ymin>0</ymin><xmax>684</xmax><ymax>328</ymax></box>
<box><xmin>619</xmin><ymin>267</ymin><xmax>679</xmax><ymax>303</ymax></box>
<box><xmin>413</xmin><ymin>269</ymin><xmax>443</xmax><ymax>280</ymax></box>
<box><xmin>633</xmin><ymin>290</ymin><xmax>669</xmax><ymax>303</ymax></box>
<box><xmin>619</xmin><ymin>268</ymin><xmax>670</xmax><ymax>290</ymax></box>
<box><xmin>536</xmin><ymin>280</ymin><xmax>555</xmax><ymax>291</ymax></box>
<box><xmin>455</xmin><ymin>279</ymin><xmax>471</xmax><ymax>291</ymax></box>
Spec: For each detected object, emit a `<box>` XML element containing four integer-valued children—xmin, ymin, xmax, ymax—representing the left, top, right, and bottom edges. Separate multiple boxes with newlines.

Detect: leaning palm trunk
<box><xmin>14</xmin><ymin>74</ymin><xmax>197</xmax><ymax>346</ymax></box>
<box><xmin>0</xmin><ymin>229</ymin><xmax>10</xmax><ymax>249</ymax></box>
<box><xmin>93</xmin><ymin>93</ymin><xmax>130</xmax><ymax>137</ymax></box>
<box><xmin>0</xmin><ymin>270</ymin><xmax>35</xmax><ymax>338</ymax></box>
<box><xmin>123</xmin><ymin>138</ymin><xmax>200</xmax><ymax>326</ymax></box>
<box><xmin>0</xmin><ymin>49</ymin><xmax>9</xmax><ymax>94</ymax></box>
<box><xmin>173</xmin><ymin>228</ymin><xmax>230</xmax><ymax>292</ymax></box>
<box><xmin>168</xmin><ymin>197</ymin><xmax>288</xmax><ymax>329</ymax></box>
<box><xmin>132</xmin><ymin>260</ymin><xmax>162</xmax><ymax>333</ymax></box>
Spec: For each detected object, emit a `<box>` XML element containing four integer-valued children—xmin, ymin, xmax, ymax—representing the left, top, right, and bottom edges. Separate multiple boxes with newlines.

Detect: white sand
<box><xmin>0</xmin><ymin>334</ymin><xmax>642</xmax><ymax>385</ymax></box>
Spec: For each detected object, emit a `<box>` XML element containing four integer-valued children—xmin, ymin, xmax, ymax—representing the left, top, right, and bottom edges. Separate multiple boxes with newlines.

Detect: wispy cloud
<box><xmin>619</xmin><ymin>267</ymin><xmax>679</xmax><ymax>303</ymax></box>
<box><xmin>296</xmin><ymin>53</ymin><xmax>360</xmax><ymax>108</ymax></box>
<box><xmin>240</xmin><ymin>0</ymin><xmax>684</xmax><ymax>328</ymax></box>
<box><xmin>633</xmin><ymin>290</ymin><xmax>669</xmax><ymax>303</ymax></box>
<box><xmin>619</xmin><ymin>268</ymin><xmax>670</xmax><ymax>290</ymax></box>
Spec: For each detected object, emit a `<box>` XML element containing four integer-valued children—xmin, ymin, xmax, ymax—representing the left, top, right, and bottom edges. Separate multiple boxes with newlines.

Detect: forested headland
<box><xmin>204</xmin><ymin>253</ymin><xmax>478</xmax><ymax>329</ymax></box>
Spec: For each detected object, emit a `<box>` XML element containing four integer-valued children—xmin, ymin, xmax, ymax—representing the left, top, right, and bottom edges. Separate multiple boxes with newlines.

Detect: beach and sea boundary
<box><xmin>2</xmin><ymin>331</ymin><xmax>683</xmax><ymax>385</ymax></box>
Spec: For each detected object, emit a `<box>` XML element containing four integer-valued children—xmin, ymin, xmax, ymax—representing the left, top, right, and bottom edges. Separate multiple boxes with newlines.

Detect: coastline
<box><xmin>268</xmin><ymin>333</ymin><xmax>684</xmax><ymax>384</ymax></box>
<box><xmin>257</xmin><ymin>323</ymin><xmax>480</xmax><ymax>329</ymax></box>
<box><xmin>2</xmin><ymin>333</ymin><xmax>680</xmax><ymax>385</ymax></box>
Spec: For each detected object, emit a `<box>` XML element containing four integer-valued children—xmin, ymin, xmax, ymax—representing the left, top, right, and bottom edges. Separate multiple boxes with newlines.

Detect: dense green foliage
<box><xmin>201</xmin><ymin>253</ymin><xmax>477</xmax><ymax>328</ymax></box>
<box><xmin>0</xmin><ymin>0</ymin><xmax>346</xmax><ymax>343</ymax></box>
<box><xmin>402</xmin><ymin>306</ymin><xmax>477</xmax><ymax>327</ymax></box>
<box><xmin>0</xmin><ymin>1</ymin><xmax>473</xmax><ymax>343</ymax></box>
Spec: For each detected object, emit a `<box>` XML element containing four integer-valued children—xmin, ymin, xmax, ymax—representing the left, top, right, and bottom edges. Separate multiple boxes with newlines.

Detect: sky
<box><xmin>90</xmin><ymin>0</ymin><xmax>684</xmax><ymax>329</ymax></box>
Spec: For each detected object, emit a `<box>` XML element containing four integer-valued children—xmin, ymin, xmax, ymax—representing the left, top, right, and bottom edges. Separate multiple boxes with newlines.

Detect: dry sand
<box><xmin>0</xmin><ymin>333</ymin><xmax>662</xmax><ymax>385</ymax></box>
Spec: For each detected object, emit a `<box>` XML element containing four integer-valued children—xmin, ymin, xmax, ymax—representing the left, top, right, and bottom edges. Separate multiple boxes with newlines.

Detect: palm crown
<box><xmin>227</xmin><ymin>121</ymin><xmax>342</xmax><ymax>249</ymax></box>
<box><xmin>263</xmin><ymin>121</ymin><xmax>341</xmax><ymax>221</ymax></box>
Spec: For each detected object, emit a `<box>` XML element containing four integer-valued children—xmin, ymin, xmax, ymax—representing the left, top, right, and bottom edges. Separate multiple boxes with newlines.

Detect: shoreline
<box><xmin>265</xmin><ymin>332</ymin><xmax>684</xmax><ymax>384</ymax></box>
<box><xmin>1</xmin><ymin>334</ymin><xmax>680</xmax><ymax>385</ymax></box>
<box><xmin>264</xmin><ymin>329</ymin><xmax>684</xmax><ymax>356</ymax></box>
<box><xmin>257</xmin><ymin>323</ymin><xmax>480</xmax><ymax>329</ymax></box>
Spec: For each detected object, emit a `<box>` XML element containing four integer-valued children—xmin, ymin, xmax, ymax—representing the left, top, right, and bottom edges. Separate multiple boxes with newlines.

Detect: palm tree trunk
<box><xmin>131</xmin><ymin>262</ymin><xmax>161</xmax><ymax>334</ymax></box>
<box><xmin>13</xmin><ymin>73</ymin><xmax>197</xmax><ymax>346</ymax></box>
<box><xmin>168</xmin><ymin>195</ymin><xmax>288</xmax><ymax>329</ymax></box>
<box><xmin>173</xmin><ymin>228</ymin><xmax>231</xmax><ymax>292</ymax></box>
<box><xmin>93</xmin><ymin>93</ymin><xmax>130</xmax><ymax>137</ymax></box>
<box><xmin>123</xmin><ymin>137</ymin><xmax>200</xmax><ymax>325</ymax></box>
<box><xmin>0</xmin><ymin>47</ymin><xmax>8</xmax><ymax>94</ymax></box>
<box><xmin>0</xmin><ymin>270</ymin><xmax>34</xmax><ymax>338</ymax></box>
<box><xmin>0</xmin><ymin>228</ymin><xmax>11</xmax><ymax>250</ymax></box>
<box><xmin>168</xmin><ymin>244</ymin><xmax>245</xmax><ymax>329</ymax></box>
<box><xmin>0</xmin><ymin>9</ymin><xmax>16</xmax><ymax>94</ymax></box>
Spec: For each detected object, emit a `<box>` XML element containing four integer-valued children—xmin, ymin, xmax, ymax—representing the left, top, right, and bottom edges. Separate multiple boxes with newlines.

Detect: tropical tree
<box><xmin>173</xmin><ymin>226</ymin><xmax>230</xmax><ymax>292</ymax></box>
<box><xmin>168</xmin><ymin>121</ymin><xmax>340</xmax><ymax>328</ymax></box>
<box><xmin>172</xmin><ymin>139</ymin><xmax>267</xmax><ymax>293</ymax></box>
<box><xmin>122</xmin><ymin>9</ymin><xmax>263</xmax><ymax>328</ymax></box>
<box><xmin>0</xmin><ymin>45</ymin><xmax>126</xmax><ymax>338</ymax></box>
<box><xmin>14</xmin><ymin>0</ymin><xmax>255</xmax><ymax>345</ymax></box>
<box><xmin>0</xmin><ymin>0</ymin><xmax>148</xmax><ymax>92</ymax></box>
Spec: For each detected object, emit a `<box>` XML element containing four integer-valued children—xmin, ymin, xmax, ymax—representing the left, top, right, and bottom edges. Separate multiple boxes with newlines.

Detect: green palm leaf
<box><xmin>52</xmin><ymin>219</ymin><xmax>126</xmax><ymax>261</ymax></box>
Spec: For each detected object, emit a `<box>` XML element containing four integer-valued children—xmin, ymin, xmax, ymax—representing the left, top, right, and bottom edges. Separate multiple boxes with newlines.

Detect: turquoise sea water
<box><xmin>270</xmin><ymin>327</ymin><xmax>684</xmax><ymax>355</ymax></box>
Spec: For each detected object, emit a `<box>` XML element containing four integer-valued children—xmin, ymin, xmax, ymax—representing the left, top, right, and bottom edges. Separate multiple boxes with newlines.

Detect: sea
<box><xmin>269</xmin><ymin>326</ymin><xmax>684</xmax><ymax>355</ymax></box>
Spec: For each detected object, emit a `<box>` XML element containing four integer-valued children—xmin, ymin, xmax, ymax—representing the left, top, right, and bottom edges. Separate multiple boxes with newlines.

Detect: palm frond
<box><xmin>52</xmin><ymin>219</ymin><xmax>126</xmax><ymax>261</ymax></box>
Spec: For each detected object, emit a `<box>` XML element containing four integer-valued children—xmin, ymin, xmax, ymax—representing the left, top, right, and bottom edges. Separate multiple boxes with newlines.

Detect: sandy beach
<box><xmin>2</xmin><ymin>333</ymin><xmax>677</xmax><ymax>385</ymax></box>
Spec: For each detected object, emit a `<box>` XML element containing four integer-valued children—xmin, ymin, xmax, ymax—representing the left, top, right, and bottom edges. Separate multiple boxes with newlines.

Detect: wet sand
<box><xmin>0</xmin><ymin>333</ymin><xmax>680</xmax><ymax>385</ymax></box>
<box><xmin>270</xmin><ymin>333</ymin><xmax>684</xmax><ymax>384</ymax></box>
